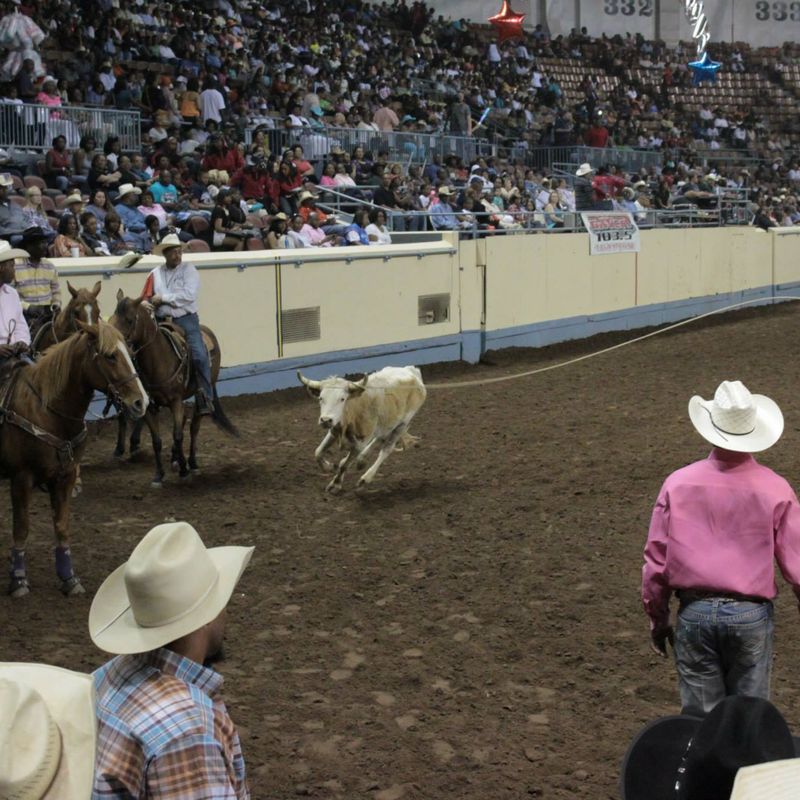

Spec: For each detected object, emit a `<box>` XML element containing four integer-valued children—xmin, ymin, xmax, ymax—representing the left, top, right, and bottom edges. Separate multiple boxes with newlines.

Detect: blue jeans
<box><xmin>173</xmin><ymin>313</ymin><xmax>213</xmax><ymax>400</ymax></box>
<box><xmin>674</xmin><ymin>598</ymin><xmax>773</xmax><ymax>716</ymax></box>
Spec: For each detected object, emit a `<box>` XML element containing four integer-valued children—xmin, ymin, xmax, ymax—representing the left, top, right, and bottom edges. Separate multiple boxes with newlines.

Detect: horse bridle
<box><xmin>90</xmin><ymin>340</ymin><xmax>143</xmax><ymax>409</ymax></box>
<box><xmin>127</xmin><ymin>303</ymin><xmax>159</xmax><ymax>356</ymax></box>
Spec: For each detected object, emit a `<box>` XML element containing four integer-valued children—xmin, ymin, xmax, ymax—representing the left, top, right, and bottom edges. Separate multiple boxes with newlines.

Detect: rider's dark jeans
<box><xmin>172</xmin><ymin>312</ymin><xmax>213</xmax><ymax>400</ymax></box>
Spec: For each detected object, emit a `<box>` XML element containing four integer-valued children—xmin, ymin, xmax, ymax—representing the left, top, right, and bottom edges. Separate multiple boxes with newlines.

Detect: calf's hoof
<box><xmin>59</xmin><ymin>575</ymin><xmax>85</xmax><ymax>596</ymax></box>
<box><xmin>150</xmin><ymin>479</ymin><xmax>163</xmax><ymax>489</ymax></box>
<box><xmin>325</xmin><ymin>479</ymin><xmax>342</xmax><ymax>495</ymax></box>
<box><xmin>317</xmin><ymin>459</ymin><xmax>334</xmax><ymax>474</ymax></box>
<box><xmin>9</xmin><ymin>577</ymin><xmax>30</xmax><ymax>598</ymax></box>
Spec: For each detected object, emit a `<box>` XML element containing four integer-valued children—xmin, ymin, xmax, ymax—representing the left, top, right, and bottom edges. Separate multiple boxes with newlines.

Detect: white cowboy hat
<box><xmin>297</xmin><ymin>190</ymin><xmax>317</xmax><ymax>203</ymax></box>
<box><xmin>0</xmin><ymin>173</ymin><xmax>14</xmax><ymax>187</ymax></box>
<box><xmin>688</xmin><ymin>380</ymin><xmax>783</xmax><ymax>453</ymax></box>
<box><xmin>0</xmin><ymin>240</ymin><xmax>29</xmax><ymax>262</ymax></box>
<box><xmin>89</xmin><ymin>521</ymin><xmax>254</xmax><ymax>654</ymax></box>
<box><xmin>731</xmin><ymin>758</ymin><xmax>800</xmax><ymax>799</ymax></box>
<box><xmin>152</xmin><ymin>234</ymin><xmax>185</xmax><ymax>256</ymax></box>
<box><xmin>575</xmin><ymin>162</ymin><xmax>594</xmax><ymax>177</ymax></box>
<box><xmin>0</xmin><ymin>663</ymin><xmax>95</xmax><ymax>800</ymax></box>
<box><xmin>116</xmin><ymin>183</ymin><xmax>141</xmax><ymax>200</ymax></box>
<box><xmin>64</xmin><ymin>192</ymin><xmax>83</xmax><ymax>205</ymax></box>
<box><xmin>438</xmin><ymin>186</ymin><xmax>453</xmax><ymax>196</ymax></box>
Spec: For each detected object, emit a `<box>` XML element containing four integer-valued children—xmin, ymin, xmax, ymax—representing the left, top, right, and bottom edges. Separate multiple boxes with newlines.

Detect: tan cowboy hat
<box><xmin>116</xmin><ymin>183</ymin><xmax>141</xmax><ymax>200</ymax></box>
<box><xmin>0</xmin><ymin>173</ymin><xmax>14</xmax><ymax>187</ymax></box>
<box><xmin>0</xmin><ymin>240</ymin><xmax>29</xmax><ymax>262</ymax></box>
<box><xmin>297</xmin><ymin>190</ymin><xmax>317</xmax><ymax>203</ymax></box>
<box><xmin>152</xmin><ymin>233</ymin><xmax>185</xmax><ymax>256</ymax></box>
<box><xmin>688</xmin><ymin>380</ymin><xmax>783</xmax><ymax>453</ymax></box>
<box><xmin>0</xmin><ymin>663</ymin><xmax>95</xmax><ymax>800</ymax></box>
<box><xmin>64</xmin><ymin>191</ymin><xmax>83</xmax><ymax>205</ymax></box>
<box><xmin>731</xmin><ymin>758</ymin><xmax>800</xmax><ymax>799</ymax></box>
<box><xmin>438</xmin><ymin>186</ymin><xmax>453</xmax><ymax>196</ymax></box>
<box><xmin>89</xmin><ymin>521</ymin><xmax>254</xmax><ymax>654</ymax></box>
<box><xmin>575</xmin><ymin>162</ymin><xmax>594</xmax><ymax>177</ymax></box>
<box><xmin>273</xmin><ymin>212</ymin><xmax>288</xmax><ymax>221</ymax></box>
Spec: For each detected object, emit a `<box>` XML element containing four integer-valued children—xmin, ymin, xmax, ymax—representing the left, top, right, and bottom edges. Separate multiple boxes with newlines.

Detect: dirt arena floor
<box><xmin>4</xmin><ymin>301</ymin><xmax>800</xmax><ymax>799</ymax></box>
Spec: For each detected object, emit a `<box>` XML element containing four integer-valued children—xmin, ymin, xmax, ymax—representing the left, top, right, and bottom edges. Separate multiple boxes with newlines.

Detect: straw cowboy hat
<box><xmin>0</xmin><ymin>663</ymin><xmax>95</xmax><ymax>800</ymax></box>
<box><xmin>575</xmin><ymin>162</ymin><xmax>594</xmax><ymax>177</ymax></box>
<box><xmin>621</xmin><ymin>696</ymin><xmax>800</xmax><ymax>800</ymax></box>
<box><xmin>0</xmin><ymin>173</ymin><xmax>14</xmax><ymax>187</ymax></box>
<box><xmin>0</xmin><ymin>239</ymin><xmax>29</xmax><ymax>262</ymax></box>
<box><xmin>152</xmin><ymin>234</ymin><xmax>185</xmax><ymax>256</ymax></box>
<box><xmin>297</xmin><ymin>190</ymin><xmax>317</xmax><ymax>203</ymax></box>
<box><xmin>89</xmin><ymin>521</ymin><xmax>254</xmax><ymax>654</ymax></box>
<box><xmin>64</xmin><ymin>191</ymin><xmax>83</xmax><ymax>205</ymax></box>
<box><xmin>116</xmin><ymin>183</ymin><xmax>141</xmax><ymax>200</ymax></box>
<box><xmin>438</xmin><ymin>186</ymin><xmax>453</xmax><ymax>196</ymax></box>
<box><xmin>688</xmin><ymin>380</ymin><xmax>783</xmax><ymax>453</ymax></box>
<box><xmin>730</xmin><ymin>758</ymin><xmax>800</xmax><ymax>800</ymax></box>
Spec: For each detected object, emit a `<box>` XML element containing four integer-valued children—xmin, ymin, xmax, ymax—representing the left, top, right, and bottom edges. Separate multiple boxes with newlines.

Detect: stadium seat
<box><xmin>185</xmin><ymin>238</ymin><xmax>210</xmax><ymax>252</ymax></box>
<box><xmin>24</xmin><ymin>175</ymin><xmax>47</xmax><ymax>191</ymax></box>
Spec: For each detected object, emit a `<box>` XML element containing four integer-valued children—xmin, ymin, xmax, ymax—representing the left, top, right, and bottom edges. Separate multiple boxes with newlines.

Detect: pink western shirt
<box><xmin>642</xmin><ymin>448</ymin><xmax>800</xmax><ymax>630</ymax></box>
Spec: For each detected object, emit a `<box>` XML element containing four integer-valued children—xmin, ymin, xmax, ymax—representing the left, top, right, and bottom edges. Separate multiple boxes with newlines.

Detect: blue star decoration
<box><xmin>688</xmin><ymin>52</ymin><xmax>721</xmax><ymax>85</ymax></box>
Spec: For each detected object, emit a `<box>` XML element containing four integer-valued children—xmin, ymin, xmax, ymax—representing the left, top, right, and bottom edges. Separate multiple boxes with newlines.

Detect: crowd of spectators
<box><xmin>1</xmin><ymin>0</ymin><xmax>800</xmax><ymax>251</ymax></box>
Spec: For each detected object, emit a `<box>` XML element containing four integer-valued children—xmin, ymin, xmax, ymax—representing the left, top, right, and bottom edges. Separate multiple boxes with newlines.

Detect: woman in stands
<box><xmin>366</xmin><ymin>209</ymin><xmax>392</xmax><ymax>245</ymax></box>
<box><xmin>138</xmin><ymin>190</ymin><xmax>170</xmax><ymax>233</ymax></box>
<box><xmin>44</xmin><ymin>135</ymin><xmax>71</xmax><ymax>193</ymax></box>
<box><xmin>51</xmin><ymin>214</ymin><xmax>90</xmax><ymax>257</ymax></box>
<box><xmin>21</xmin><ymin>188</ymin><xmax>56</xmax><ymax>240</ymax></box>
<box><xmin>102</xmin><ymin>212</ymin><xmax>134</xmax><ymax>254</ymax></box>
<box><xmin>210</xmin><ymin>191</ymin><xmax>246</xmax><ymax>251</ymax></box>
<box><xmin>277</xmin><ymin>160</ymin><xmax>302</xmax><ymax>216</ymax></box>
<box><xmin>265</xmin><ymin>214</ymin><xmax>289</xmax><ymax>249</ymax></box>
<box><xmin>72</xmin><ymin>136</ymin><xmax>96</xmax><ymax>188</ymax></box>
<box><xmin>543</xmin><ymin>190</ymin><xmax>567</xmax><ymax>229</ymax></box>
<box><xmin>85</xmin><ymin>189</ymin><xmax>112</xmax><ymax>230</ymax></box>
<box><xmin>180</xmin><ymin>77</ymin><xmax>202</xmax><ymax>124</ymax></box>
<box><xmin>88</xmin><ymin>154</ymin><xmax>122</xmax><ymax>195</ymax></box>
<box><xmin>344</xmin><ymin>209</ymin><xmax>370</xmax><ymax>246</ymax></box>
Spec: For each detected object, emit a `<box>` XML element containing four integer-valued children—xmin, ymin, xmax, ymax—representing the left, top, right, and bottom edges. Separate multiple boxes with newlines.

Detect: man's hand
<box><xmin>650</xmin><ymin>626</ymin><xmax>674</xmax><ymax>658</ymax></box>
<box><xmin>151</xmin><ymin>294</ymin><xmax>163</xmax><ymax>306</ymax></box>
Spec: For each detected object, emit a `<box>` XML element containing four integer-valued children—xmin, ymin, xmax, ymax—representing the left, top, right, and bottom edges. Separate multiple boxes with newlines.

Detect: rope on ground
<box><xmin>423</xmin><ymin>296</ymin><xmax>800</xmax><ymax>391</ymax></box>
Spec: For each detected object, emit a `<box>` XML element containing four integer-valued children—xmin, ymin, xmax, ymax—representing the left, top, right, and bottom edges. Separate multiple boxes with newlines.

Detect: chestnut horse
<box><xmin>32</xmin><ymin>281</ymin><xmax>102</xmax><ymax>354</ymax></box>
<box><xmin>2</xmin><ymin>321</ymin><xmax>148</xmax><ymax>597</ymax></box>
<box><xmin>110</xmin><ymin>292</ymin><xmax>236</xmax><ymax>487</ymax></box>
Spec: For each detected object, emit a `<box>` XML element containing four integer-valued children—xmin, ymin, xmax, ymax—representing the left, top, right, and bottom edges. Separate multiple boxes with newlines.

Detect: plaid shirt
<box><xmin>93</xmin><ymin>648</ymin><xmax>249</xmax><ymax>799</ymax></box>
<box><xmin>13</xmin><ymin>258</ymin><xmax>61</xmax><ymax>308</ymax></box>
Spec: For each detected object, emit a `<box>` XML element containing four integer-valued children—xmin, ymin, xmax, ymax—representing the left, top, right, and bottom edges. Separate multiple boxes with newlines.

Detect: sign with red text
<box><xmin>580</xmin><ymin>212</ymin><xmax>641</xmax><ymax>255</ymax></box>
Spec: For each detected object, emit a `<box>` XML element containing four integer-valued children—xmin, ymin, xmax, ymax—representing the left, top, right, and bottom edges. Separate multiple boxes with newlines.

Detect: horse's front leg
<box><xmin>170</xmin><ymin>399</ymin><xmax>189</xmax><ymax>478</ymax></box>
<box><xmin>9</xmin><ymin>472</ymin><xmax>33</xmax><ymax>597</ymax></box>
<box><xmin>114</xmin><ymin>413</ymin><xmax>128</xmax><ymax>459</ymax></box>
<box><xmin>50</xmin><ymin>470</ymin><xmax>84</xmax><ymax>595</ymax></box>
<box><xmin>129</xmin><ymin>416</ymin><xmax>145</xmax><ymax>457</ymax></box>
<box><xmin>188</xmin><ymin>406</ymin><xmax>202</xmax><ymax>472</ymax></box>
<box><xmin>144</xmin><ymin>407</ymin><xmax>165</xmax><ymax>488</ymax></box>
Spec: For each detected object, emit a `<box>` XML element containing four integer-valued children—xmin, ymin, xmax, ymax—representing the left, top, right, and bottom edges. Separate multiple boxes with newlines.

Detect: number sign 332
<box><xmin>604</xmin><ymin>0</ymin><xmax>654</xmax><ymax>15</ymax></box>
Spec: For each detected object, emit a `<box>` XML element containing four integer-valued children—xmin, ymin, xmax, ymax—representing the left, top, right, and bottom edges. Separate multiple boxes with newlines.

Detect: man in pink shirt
<box><xmin>642</xmin><ymin>380</ymin><xmax>800</xmax><ymax>715</ymax></box>
<box><xmin>0</xmin><ymin>240</ymin><xmax>31</xmax><ymax>360</ymax></box>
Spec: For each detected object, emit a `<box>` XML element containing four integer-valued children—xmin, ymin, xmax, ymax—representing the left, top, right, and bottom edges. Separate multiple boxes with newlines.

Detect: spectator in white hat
<box><xmin>91</xmin><ymin>521</ymin><xmax>254</xmax><ymax>799</ymax></box>
<box><xmin>0</xmin><ymin>663</ymin><xmax>95</xmax><ymax>800</ymax></box>
<box><xmin>642</xmin><ymin>380</ymin><xmax>800</xmax><ymax>715</ymax></box>
<box><xmin>0</xmin><ymin>173</ymin><xmax>28</xmax><ymax>239</ymax></box>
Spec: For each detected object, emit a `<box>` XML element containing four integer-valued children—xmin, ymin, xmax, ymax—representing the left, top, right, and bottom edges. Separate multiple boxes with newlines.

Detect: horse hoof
<box><xmin>150</xmin><ymin>480</ymin><xmax>163</xmax><ymax>489</ymax></box>
<box><xmin>113</xmin><ymin>450</ymin><xmax>126</xmax><ymax>461</ymax></box>
<box><xmin>180</xmin><ymin>472</ymin><xmax>192</xmax><ymax>482</ymax></box>
<box><xmin>317</xmin><ymin>460</ymin><xmax>334</xmax><ymax>474</ymax></box>
<box><xmin>60</xmin><ymin>576</ymin><xmax>85</xmax><ymax>596</ymax></box>
<box><xmin>9</xmin><ymin>578</ymin><xmax>30</xmax><ymax>598</ymax></box>
<box><xmin>325</xmin><ymin>481</ymin><xmax>342</xmax><ymax>495</ymax></box>
<box><xmin>189</xmin><ymin>467</ymin><xmax>200</xmax><ymax>475</ymax></box>
<box><xmin>71</xmin><ymin>484</ymin><xmax>83</xmax><ymax>499</ymax></box>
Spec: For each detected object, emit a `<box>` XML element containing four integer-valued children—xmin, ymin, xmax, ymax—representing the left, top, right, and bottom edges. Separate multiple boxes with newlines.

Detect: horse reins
<box><xmin>125</xmin><ymin>306</ymin><xmax>189</xmax><ymax>393</ymax></box>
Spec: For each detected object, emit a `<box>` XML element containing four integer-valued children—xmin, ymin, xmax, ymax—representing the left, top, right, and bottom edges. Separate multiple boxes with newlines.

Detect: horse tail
<box><xmin>211</xmin><ymin>386</ymin><xmax>239</xmax><ymax>437</ymax></box>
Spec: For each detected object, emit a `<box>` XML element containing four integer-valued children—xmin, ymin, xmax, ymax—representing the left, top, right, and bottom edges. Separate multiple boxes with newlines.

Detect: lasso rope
<box><xmin>423</xmin><ymin>296</ymin><xmax>800</xmax><ymax>391</ymax></box>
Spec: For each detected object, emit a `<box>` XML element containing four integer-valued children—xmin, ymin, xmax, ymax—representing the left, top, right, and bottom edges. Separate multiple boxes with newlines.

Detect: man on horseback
<box><xmin>14</xmin><ymin>227</ymin><xmax>61</xmax><ymax>341</ymax></box>
<box><xmin>146</xmin><ymin>234</ymin><xmax>214</xmax><ymax>415</ymax></box>
<box><xmin>0</xmin><ymin>240</ymin><xmax>31</xmax><ymax>363</ymax></box>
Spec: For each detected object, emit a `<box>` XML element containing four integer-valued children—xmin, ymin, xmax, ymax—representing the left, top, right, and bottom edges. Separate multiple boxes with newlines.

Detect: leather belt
<box><xmin>677</xmin><ymin>589</ymin><xmax>769</xmax><ymax>604</ymax></box>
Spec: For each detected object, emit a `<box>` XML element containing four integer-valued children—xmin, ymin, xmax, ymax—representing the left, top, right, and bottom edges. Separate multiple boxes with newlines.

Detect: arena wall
<box><xmin>54</xmin><ymin>227</ymin><xmax>797</xmax><ymax>397</ymax></box>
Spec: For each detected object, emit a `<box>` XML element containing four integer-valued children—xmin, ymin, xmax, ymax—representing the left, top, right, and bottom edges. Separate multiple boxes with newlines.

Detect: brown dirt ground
<box><xmin>3</xmin><ymin>302</ymin><xmax>800</xmax><ymax>799</ymax></box>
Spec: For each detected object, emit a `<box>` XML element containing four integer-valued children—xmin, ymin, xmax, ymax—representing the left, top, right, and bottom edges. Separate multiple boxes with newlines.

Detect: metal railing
<box><xmin>0</xmin><ymin>101</ymin><xmax>141</xmax><ymax>153</ymax></box>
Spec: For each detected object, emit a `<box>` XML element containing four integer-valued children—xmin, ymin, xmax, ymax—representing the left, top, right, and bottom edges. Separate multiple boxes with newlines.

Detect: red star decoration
<box><xmin>488</xmin><ymin>0</ymin><xmax>526</xmax><ymax>42</ymax></box>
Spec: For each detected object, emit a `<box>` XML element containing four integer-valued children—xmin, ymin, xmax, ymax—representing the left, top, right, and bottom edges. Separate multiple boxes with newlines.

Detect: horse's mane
<box><xmin>28</xmin><ymin>322</ymin><xmax>121</xmax><ymax>405</ymax></box>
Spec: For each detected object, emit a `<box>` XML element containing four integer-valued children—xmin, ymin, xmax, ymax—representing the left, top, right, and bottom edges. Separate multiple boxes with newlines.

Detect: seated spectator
<box><xmin>102</xmin><ymin>212</ymin><xmax>134</xmax><ymax>254</ymax></box>
<box><xmin>344</xmin><ymin>209</ymin><xmax>371</xmax><ymax>245</ymax></box>
<box><xmin>430</xmin><ymin>187</ymin><xmax>473</xmax><ymax>231</ymax></box>
<box><xmin>43</xmin><ymin>135</ymin><xmax>71</xmax><ymax>193</ymax></box>
<box><xmin>90</xmin><ymin>522</ymin><xmax>253</xmax><ymax>798</ymax></box>
<box><xmin>120</xmin><ymin>154</ymin><xmax>153</xmax><ymax>192</ymax></box>
<box><xmin>292</xmin><ymin>144</ymin><xmax>316</xmax><ymax>178</ymax></box>
<box><xmin>285</xmin><ymin>214</ymin><xmax>309</xmax><ymax>248</ymax></box>
<box><xmin>0</xmin><ymin>662</ymin><xmax>96</xmax><ymax>799</ymax></box>
<box><xmin>114</xmin><ymin>184</ymin><xmax>150</xmax><ymax>251</ymax></box>
<box><xmin>149</xmin><ymin>170</ymin><xmax>179</xmax><ymax>210</ymax></box>
<box><xmin>265</xmin><ymin>214</ymin><xmax>289</xmax><ymax>249</ymax></box>
<box><xmin>333</xmin><ymin>163</ymin><xmax>357</xmax><ymax>189</ymax></box>
<box><xmin>85</xmin><ymin>189</ymin><xmax>111</xmax><ymax>230</ymax></box>
<box><xmin>35</xmin><ymin>79</ymin><xmax>62</xmax><ymax>118</ymax></box>
<box><xmin>180</xmin><ymin>77</ymin><xmax>202</xmax><ymax>124</ymax></box>
<box><xmin>300</xmin><ymin>212</ymin><xmax>339</xmax><ymax>247</ymax></box>
<box><xmin>210</xmin><ymin>191</ymin><xmax>245</xmax><ymax>251</ymax></box>
<box><xmin>72</xmin><ymin>136</ymin><xmax>96</xmax><ymax>187</ymax></box>
<box><xmin>87</xmin><ymin>154</ymin><xmax>122</xmax><ymax>195</ymax></box>
<box><xmin>277</xmin><ymin>160</ymin><xmax>303</xmax><ymax>216</ymax></box>
<box><xmin>51</xmin><ymin>214</ymin><xmax>90</xmax><ymax>258</ymax></box>
<box><xmin>79</xmin><ymin>211</ymin><xmax>110</xmax><ymax>255</ymax></box>
<box><xmin>621</xmin><ymin>696</ymin><xmax>799</xmax><ymax>800</ymax></box>
<box><xmin>543</xmin><ymin>191</ymin><xmax>567</xmax><ymax>228</ymax></box>
<box><xmin>63</xmin><ymin>191</ymin><xmax>84</xmax><ymax>220</ymax></box>
<box><xmin>20</xmin><ymin>188</ymin><xmax>56</xmax><ymax>240</ymax></box>
<box><xmin>0</xmin><ymin>173</ymin><xmax>28</xmax><ymax>239</ymax></box>
<box><xmin>366</xmin><ymin>208</ymin><xmax>392</xmax><ymax>244</ymax></box>
<box><xmin>202</xmin><ymin>135</ymin><xmax>245</xmax><ymax>174</ymax></box>
<box><xmin>138</xmin><ymin>190</ymin><xmax>169</xmax><ymax>232</ymax></box>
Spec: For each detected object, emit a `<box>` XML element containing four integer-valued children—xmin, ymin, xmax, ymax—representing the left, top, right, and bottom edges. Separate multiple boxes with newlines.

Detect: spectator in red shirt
<box><xmin>593</xmin><ymin>167</ymin><xmax>625</xmax><ymax>202</ymax></box>
<box><xmin>584</xmin><ymin>118</ymin><xmax>610</xmax><ymax>149</ymax></box>
<box><xmin>201</xmin><ymin>135</ymin><xmax>244</xmax><ymax>174</ymax></box>
<box><xmin>230</xmin><ymin>161</ymin><xmax>271</xmax><ymax>201</ymax></box>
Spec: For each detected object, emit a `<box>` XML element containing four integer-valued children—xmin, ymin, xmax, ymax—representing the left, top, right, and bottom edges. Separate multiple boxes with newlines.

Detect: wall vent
<box><xmin>418</xmin><ymin>293</ymin><xmax>450</xmax><ymax>325</ymax></box>
<box><xmin>281</xmin><ymin>306</ymin><xmax>321</xmax><ymax>343</ymax></box>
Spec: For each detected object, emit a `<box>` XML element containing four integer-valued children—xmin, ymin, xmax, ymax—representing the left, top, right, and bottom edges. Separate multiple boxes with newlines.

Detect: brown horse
<box><xmin>2</xmin><ymin>320</ymin><xmax>148</xmax><ymax>597</ymax></box>
<box><xmin>32</xmin><ymin>281</ymin><xmax>102</xmax><ymax>354</ymax></box>
<box><xmin>110</xmin><ymin>291</ymin><xmax>236</xmax><ymax>487</ymax></box>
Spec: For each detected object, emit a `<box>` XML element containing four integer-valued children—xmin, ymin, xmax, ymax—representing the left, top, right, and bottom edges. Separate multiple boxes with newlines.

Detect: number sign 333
<box><xmin>755</xmin><ymin>2</ymin><xmax>800</xmax><ymax>21</ymax></box>
<box><xmin>604</xmin><ymin>0</ymin><xmax>654</xmax><ymax>15</ymax></box>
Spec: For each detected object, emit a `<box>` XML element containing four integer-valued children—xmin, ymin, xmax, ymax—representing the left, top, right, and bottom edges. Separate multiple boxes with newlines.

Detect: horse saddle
<box><xmin>157</xmin><ymin>321</ymin><xmax>216</xmax><ymax>360</ymax></box>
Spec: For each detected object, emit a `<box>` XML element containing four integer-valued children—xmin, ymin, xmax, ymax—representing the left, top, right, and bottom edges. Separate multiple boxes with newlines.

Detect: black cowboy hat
<box><xmin>20</xmin><ymin>226</ymin><xmax>48</xmax><ymax>243</ymax></box>
<box><xmin>621</xmin><ymin>696</ymin><xmax>800</xmax><ymax>800</ymax></box>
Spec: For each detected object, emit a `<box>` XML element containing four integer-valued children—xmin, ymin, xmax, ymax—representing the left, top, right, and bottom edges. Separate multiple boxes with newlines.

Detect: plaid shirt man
<box><xmin>93</xmin><ymin>647</ymin><xmax>249</xmax><ymax>799</ymax></box>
